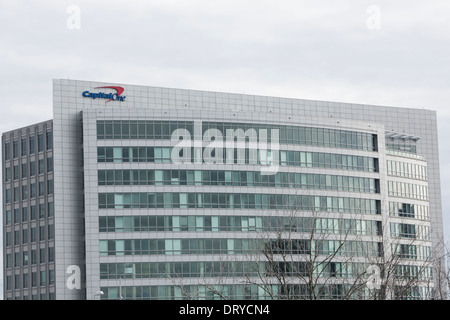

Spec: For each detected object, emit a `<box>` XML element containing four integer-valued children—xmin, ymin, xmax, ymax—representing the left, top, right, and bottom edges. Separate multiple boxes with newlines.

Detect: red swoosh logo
<box><xmin>95</xmin><ymin>86</ymin><xmax>125</xmax><ymax>102</ymax></box>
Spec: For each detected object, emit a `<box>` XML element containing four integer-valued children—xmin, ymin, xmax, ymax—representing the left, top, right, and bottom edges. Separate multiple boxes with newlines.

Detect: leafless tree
<box><xmin>170</xmin><ymin>203</ymin><xmax>446</xmax><ymax>300</ymax></box>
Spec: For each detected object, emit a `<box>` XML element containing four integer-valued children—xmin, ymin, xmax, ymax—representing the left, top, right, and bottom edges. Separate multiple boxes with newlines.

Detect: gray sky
<box><xmin>1</xmin><ymin>1</ymin><xmax>450</xmax><ymax>299</ymax></box>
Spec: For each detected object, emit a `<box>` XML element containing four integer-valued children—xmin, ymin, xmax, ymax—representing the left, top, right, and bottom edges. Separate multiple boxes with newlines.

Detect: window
<box><xmin>48</xmin><ymin>247</ymin><xmax>55</xmax><ymax>262</ymax></box>
<box><xmin>23</xmin><ymin>251</ymin><xmax>29</xmax><ymax>265</ymax></box>
<box><xmin>49</xmin><ymin>270</ymin><xmax>55</xmax><ymax>285</ymax></box>
<box><xmin>22</xmin><ymin>207</ymin><xmax>28</xmax><ymax>222</ymax></box>
<box><xmin>5</xmin><ymin>189</ymin><xmax>11</xmax><ymax>204</ymax></box>
<box><xmin>30</xmin><ymin>205</ymin><xmax>36</xmax><ymax>220</ymax></box>
<box><xmin>31</xmin><ymin>272</ymin><xmax>37</xmax><ymax>287</ymax></box>
<box><xmin>14</xmin><ymin>187</ymin><xmax>19</xmax><ymax>202</ymax></box>
<box><xmin>38</xmin><ymin>133</ymin><xmax>44</xmax><ymax>152</ymax></box>
<box><xmin>48</xmin><ymin>224</ymin><xmax>54</xmax><ymax>240</ymax></box>
<box><xmin>40</xmin><ymin>271</ymin><xmax>46</xmax><ymax>286</ymax></box>
<box><xmin>4</xmin><ymin>141</ymin><xmax>11</xmax><ymax>160</ymax></box>
<box><xmin>97</xmin><ymin>120</ymin><xmax>377</xmax><ymax>152</ymax></box>
<box><xmin>22</xmin><ymin>163</ymin><xmax>28</xmax><ymax>178</ymax></box>
<box><xmin>5</xmin><ymin>166</ymin><xmax>11</xmax><ymax>182</ymax></box>
<box><xmin>21</xmin><ymin>138</ymin><xmax>27</xmax><ymax>156</ymax></box>
<box><xmin>29</xmin><ymin>136</ymin><xmax>35</xmax><ymax>154</ymax></box>
<box><xmin>5</xmin><ymin>210</ymin><xmax>11</xmax><ymax>226</ymax></box>
<box><xmin>39</xmin><ymin>181</ymin><xmax>45</xmax><ymax>197</ymax></box>
<box><xmin>38</xmin><ymin>159</ymin><xmax>45</xmax><ymax>174</ymax></box>
<box><xmin>46</xmin><ymin>131</ymin><xmax>52</xmax><ymax>150</ymax></box>
<box><xmin>31</xmin><ymin>228</ymin><xmax>37</xmax><ymax>243</ymax></box>
<box><xmin>13</xmin><ymin>165</ymin><xmax>19</xmax><ymax>180</ymax></box>
<box><xmin>30</xmin><ymin>161</ymin><xmax>36</xmax><ymax>176</ymax></box>
<box><xmin>23</xmin><ymin>229</ymin><xmax>28</xmax><ymax>244</ymax></box>
<box><xmin>39</xmin><ymin>203</ymin><xmax>45</xmax><ymax>219</ymax></box>
<box><xmin>47</xmin><ymin>180</ymin><xmax>54</xmax><ymax>195</ymax></box>
<box><xmin>48</xmin><ymin>202</ymin><xmax>54</xmax><ymax>217</ymax></box>
<box><xmin>98</xmin><ymin>147</ymin><xmax>378</xmax><ymax>173</ymax></box>
<box><xmin>47</xmin><ymin>158</ymin><xmax>53</xmax><ymax>172</ymax></box>
<box><xmin>14</xmin><ymin>231</ymin><xmax>20</xmax><ymax>246</ymax></box>
<box><xmin>39</xmin><ymin>226</ymin><xmax>46</xmax><ymax>241</ymax></box>
<box><xmin>13</xmin><ymin>140</ymin><xmax>19</xmax><ymax>158</ymax></box>
<box><xmin>98</xmin><ymin>192</ymin><xmax>379</xmax><ymax>215</ymax></box>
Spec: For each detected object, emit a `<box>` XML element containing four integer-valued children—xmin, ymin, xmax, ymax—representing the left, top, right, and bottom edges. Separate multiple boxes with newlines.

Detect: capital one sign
<box><xmin>82</xmin><ymin>86</ymin><xmax>126</xmax><ymax>102</ymax></box>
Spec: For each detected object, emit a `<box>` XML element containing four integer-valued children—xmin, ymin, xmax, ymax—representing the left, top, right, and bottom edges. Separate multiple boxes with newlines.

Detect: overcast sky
<box><xmin>1</xmin><ymin>1</ymin><xmax>450</xmax><ymax>299</ymax></box>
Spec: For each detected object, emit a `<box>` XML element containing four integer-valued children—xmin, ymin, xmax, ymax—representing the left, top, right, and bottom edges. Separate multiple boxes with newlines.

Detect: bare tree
<box><xmin>170</xmin><ymin>203</ymin><xmax>446</xmax><ymax>300</ymax></box>
<box><xmin>241</xmin><ymin>207</ymin><xmax>380</xmax><ymax>300</ymax></box>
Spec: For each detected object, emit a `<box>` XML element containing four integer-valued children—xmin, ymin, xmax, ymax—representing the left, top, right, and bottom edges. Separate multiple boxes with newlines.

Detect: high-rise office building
<box><xmin>2</xmin><ymin>79</ymin><xmax>443</xmax><ymax>300</ymax></box>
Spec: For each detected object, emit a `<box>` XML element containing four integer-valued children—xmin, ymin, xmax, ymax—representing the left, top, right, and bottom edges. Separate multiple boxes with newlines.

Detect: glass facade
<box><xmin>389</xmin><ymin>201</ymin><xmax>429</xmax><ymax>220</ymax></box>
<box><xmin>97</xmin><ymin>120</ymin><xmax>378</xmax><ymax>151</ymax></box>
<box><xmin>388</xmin><ymin>180</ymin><xmax>428</xmax><ymax>200</ymax></box>
<box><xmin>92</xmin><ymin>118</ymin><xmax>432</xmax><ymax>300</ymax></box>
<box><xmin>98</xmin><ymin>146</ymin><xmax>379</xmax><ymax>172</ymax></box>
<box><xmin>98</xmin><ymin>192</ymin><xmax>380</xmax><ymax>214</ymax></box>
<box><xmin>99</xmin><ymin>260</ymin><xmax>375</xmax><ymax>280</ymax></box>
<box><xmin>99</xmin><ymin>238</ymin><xmax>381</xmax><ymax>257</ymax></box>
<box><xmin>387</xmin><ymin>159</ymin><xmax>427</xmax><ymax>181</ymax></box>
<box><xmin>99</xmin><ymin>215</ymin><xmax>381</xmax><ymax>235</ymax></box>
<box><xmin>98</xmin><ymin>169</ymin><xmax>379</xmax><ymax>193</ymax></box>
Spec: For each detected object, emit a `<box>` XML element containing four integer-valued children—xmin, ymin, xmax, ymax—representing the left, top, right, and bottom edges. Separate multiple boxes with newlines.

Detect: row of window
<box><xmin>97</xmin><ymin>147</ymin><xmax>379</xmax><ymax>172</ymax></box>
<box><xmin>5</xmin><ymin>180</ymin><xmax>54</xmax><ymax>204</ymax></box>
<box><xmin>99</xmin><ymin>192</ymin><xmax>380</xmax><ymax>214</ymax></box>
<box><xmin>99</xmin><ymin>215</ymin><xmax>382</xmax><ymax>236</ymax></box>
<box><xmin>388</xmin><ymin>180</ymin><xmax>428</xmax><ymax>201</ymax></box>
<box><xmin>5</xmin><ymin>247</ymin><xmax>55</xmax><ymax>269</ymax></box>
<box><xmin>5</xmin><ymin>202</ymin><xmax>54</xmax><ymax>226</ymax></box>
<box><xmin>4</xmin><ymin>131</ymin><xmax>52</xmax><ymax>161</ymax></box>
<box><xmin>4</xmin><ymin>224</ymin><xmax>55</xmax><ymax>247</ymax></box>
<box><xmin>386</xmin><ymin>141</ymin><xmax>417</xmax><ymax>154</ymax></box>
<box><xmin>96</xmin><ymin>120</ymin><xmax>377</xmax><ymax>151</ymax></box>
<box><xmin>4</xmin><ymin>270</ymin><xmax>54</xmax><ymax>292</ymax></box>
<box><xmin>395</xmin><ymin>265</ymin><xmax>433</xmax><ymax>281</ymax></box>
<box><xmin>389</xmin><ymin>202</ymin><xmax>429</xmax><ymax>221</ymax></box>
<box><xmin>100</xmin><ymin>261</ymin><xmax>370</xmax><ymax>280</ymax></box>
<box><xmin>279</xmin><ymin>150</ymin><xmax>377</xmax><ymax>172</ymax></box>
<box><xmin>97</xmin><ymin>284</ymin><xmax>268</xmax><ymax>300</ymax></box>
<box><xmin>387</xmin><ymin>159</ymin><xmax>427</xmax><ymax>181</ymax></box>
<box><xmin>98</xmin><ymin>169</ymin><xmax>379</xmax><ymax>194</ymax></box>
<box><xmin>390</xmin><ymin>222</ymin><xmax>430</xmax><ymax>240</ymax></box>
<box><xmin>101</xmin><ymin>238</ymin><xmax>431</xmax><ymax>261</ymax></box>
<box><xmin>100</xmin><ymin>283</ymin><xmax>432</xmax><ymax>300</ymax></box>
<box><xmin>391</xmin><ymin>244</ymin><xmax>431</xmax><ymax>261</ymax></box>
<box><xmin>4</xmin><ymin>158</ymin><xmax>53</xmax><ymax>182</ymax></box>
<box><xmin>5</xmin><ymin>292</ymin><xmax>55</xmax><ymax>301</ymax></box>
<box><xmin>99</xmin><ymin>238</ymin><xmax>382</xmax><ymax>257</ymax></box>
<box><xmin>100</xmin><ymin>261</ymin><xmax>433</xmax><ymax>281</ymax></box>
<box><xmin>393</xmin><ymin>286</ymin><xmax>432</xmax><ymax>300</ymax></box>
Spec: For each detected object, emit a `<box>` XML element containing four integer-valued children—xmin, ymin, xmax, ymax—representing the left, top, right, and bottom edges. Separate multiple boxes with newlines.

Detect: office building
<box><xmin>2</xmin><ymin>79</ymin><xmax>443</xmax><ymax>299</ymax></box>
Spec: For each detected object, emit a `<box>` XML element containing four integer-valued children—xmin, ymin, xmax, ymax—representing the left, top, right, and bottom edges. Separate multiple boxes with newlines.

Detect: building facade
<box><xmin>2</xmin><ymin>79</ymin><xmax>443</xmax><ymax>299</ymax></box>
<box><xmin>2</xmin><ymin>120</ymin><xmax>55</xmax><ymax>299</ymax></box>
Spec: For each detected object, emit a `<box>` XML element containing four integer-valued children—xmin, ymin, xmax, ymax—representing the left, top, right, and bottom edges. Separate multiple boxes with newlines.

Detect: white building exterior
<box><xmin>2</xmin><ymin>79</ymin><xmax>442</xmax><ymax>299</ymax></box>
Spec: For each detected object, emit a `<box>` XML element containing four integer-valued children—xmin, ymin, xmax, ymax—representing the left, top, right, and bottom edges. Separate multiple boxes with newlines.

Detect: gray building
<box><xmin>2</xmin><ymin>79</ymin><xmax>443</xmax><ymax>299</ymax></box>
<box><xmin>2</xmin><ymin>120</ymin><xmax>55</xmax><ymax>299</ymax></box>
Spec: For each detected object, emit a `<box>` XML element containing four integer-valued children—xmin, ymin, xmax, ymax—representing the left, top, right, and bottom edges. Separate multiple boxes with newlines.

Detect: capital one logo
<box><xmin>82</xmin><ymin>86</ymin><xmax>126</xmax><ymax>102</ymax></box>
